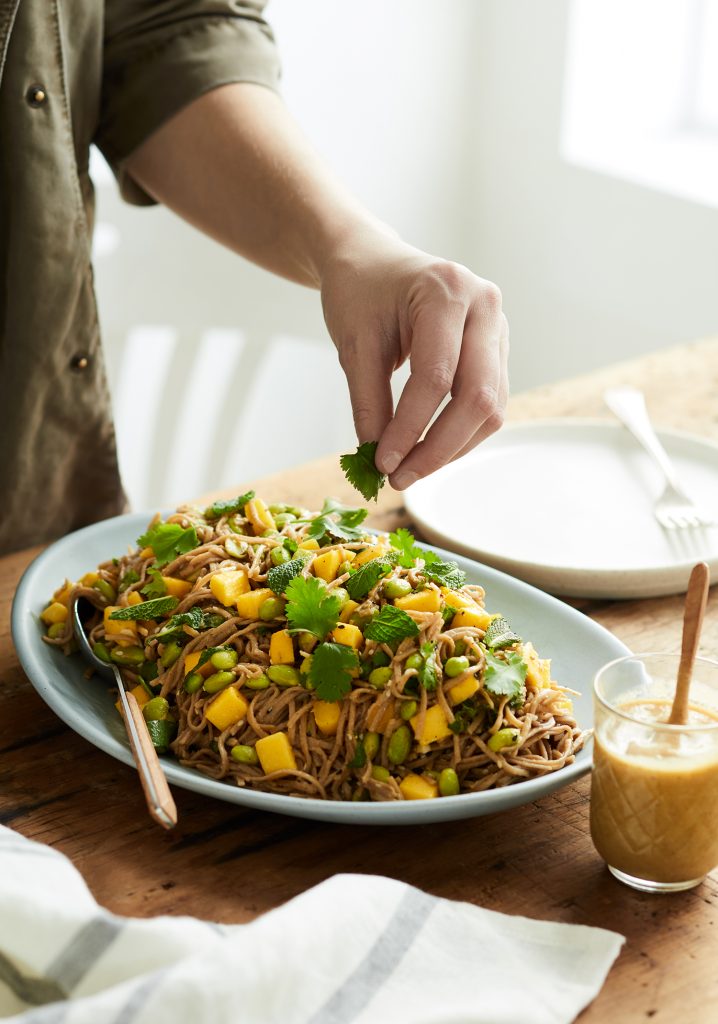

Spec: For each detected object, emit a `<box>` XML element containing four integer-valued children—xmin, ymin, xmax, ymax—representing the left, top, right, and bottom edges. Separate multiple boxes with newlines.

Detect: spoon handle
<box><xmin>668</xmin><ymin>562</ymin><xmax>710</xmax><ymax>725</ymax></box>
<box><xmin>113</xmin><ymin>668</ymin><xmax>177</xmax><ymax>829</ymax></box>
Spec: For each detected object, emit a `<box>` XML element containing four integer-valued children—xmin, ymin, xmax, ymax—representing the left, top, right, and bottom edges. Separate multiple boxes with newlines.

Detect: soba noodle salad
<box><xmin>41</xmin><ymin>493</ymin><xmax>586</xmax><ymax>801</ymax></box>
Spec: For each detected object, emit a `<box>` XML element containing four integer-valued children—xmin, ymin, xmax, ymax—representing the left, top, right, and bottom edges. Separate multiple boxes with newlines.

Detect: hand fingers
<box><xmin>388</xmin><ymin>301</ymin><xmax>506</xmax><ymax>489</ymax></box>
<box><xmin>375</xmin><ymin>283</ymin><xmax>467</xmax><ymax>475</ymax></box>
<box><xmin>337</xmin><ymin>333</ymin><xmax>394</xmax><ymax>443</ymax></box>
<box><xmin>450</xmin><ymin>313</ymin><xmax>510</xmax><ymax>463</ymax></box>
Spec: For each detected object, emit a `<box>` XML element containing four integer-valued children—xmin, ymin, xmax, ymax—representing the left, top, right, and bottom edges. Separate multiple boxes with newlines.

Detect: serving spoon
<box><xmin>73</xmin><ymin>597</ymin><xmax>177</xmax><ymax>829</ymax></box>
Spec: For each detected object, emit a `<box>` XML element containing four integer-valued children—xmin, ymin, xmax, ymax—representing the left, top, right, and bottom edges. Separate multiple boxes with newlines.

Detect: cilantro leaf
<box><xmin>416</xmin><ymin>641</ymin><xmax>440</xmax><ymax>692</ymax></box>
<box><xmin>348</xmin><ymin>738</ymin><xmax>367</xmax><ymax>769</ymax></box>
<box><xmin>304</xmin><ymin>498</ymin><xmax>369</xmax><ymax>543</ymax></box>
<box><xmin>340</xmin><ymin>441</ymin><xmax>386</xmax><ymax>502</ymax></box>
<box><xmin>267</xmin><ymin>558</ymin><xmax>305</xmax><ymax>595</ymax></box>
<box><xmin>109</xmin><ymin>597</ymin><xmax>179</xmax><ymax>621</ymax></box>
<box><xmin>448</xmin><ymin>698</ymin><xmax>479</xmax><ymax>734</ymax></box>
<box><xmin>285</xmin><ymin>576</ymin><xmax>343</xmax><ymax>638</ymax></box>
<box><xmin>309</xmin><ymin>642</ymin><xmax>358</xmax><ymax>701</ymax></box>
<box><xmin>137</xmin><ymin>523</ymin><xmax>198</xmax><ymax>567</ymax></box>
<box><xmin>483</xmin><ymin>650</ymin><xmax>527</xmax><ymax>707</ymax></box>
<box><xmin>483</xmin><ymin>616</ymin><xmax>522</xmax><ymax>650</ymax></box>
<box><xmin>141</xmin><ymin>567</ymin><xmax>167</xmax><ymax>598</ymax></box>
<box><xmin>389</xmin><ymin>528</ymin><xmax>440</xmax><ymax>569</ymax></box>
<box><xmin>364</xmin><ymin>605</ymin><xmax>419</xmax><ymax>645</ymax></box>
<box><xmin>154</xmin><ymin>606</ymin><xmax>206</xmax><ymax>641</ymax></box>
<box><xmin>422</xmin><ymin>560</ymin><xmax>466</xmax><ymax>590</ymax></box>
<box><xmin>117</xmin><ymin>569</ymin><xmax>140</xmax><ymax>592</ymax></box>
<box><xmin>204</xmin><ymin>490</ymin><xmax>255</xmax><ymax>521</ymax></box>
<box><xmin>345</xmin><ymin>554</ymin><xmax>396</xmax><ymax>601</ymax></box>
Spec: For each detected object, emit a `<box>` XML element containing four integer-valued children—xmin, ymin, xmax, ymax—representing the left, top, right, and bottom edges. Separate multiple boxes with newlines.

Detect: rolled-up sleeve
<box><xmin>96</xmin><ymin>0</ymin><xmax>281</xmax><ymax>204</ymax></box>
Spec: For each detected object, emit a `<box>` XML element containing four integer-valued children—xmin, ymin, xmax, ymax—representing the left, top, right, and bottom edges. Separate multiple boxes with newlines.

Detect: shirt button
<box><xmin>70</xmin><ymin>354</ymin><xmax>90</xmax><ymax>372</ymax></box>
<box><xmin>26</xmin><ymin>85</ymin><xmax>47</xmax><ymax>107</ymax></box>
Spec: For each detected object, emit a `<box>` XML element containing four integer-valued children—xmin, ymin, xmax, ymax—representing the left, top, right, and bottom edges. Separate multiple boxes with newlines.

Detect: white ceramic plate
<box><xmin>12</xmin><ymin>511</ymin><xmax>629</xmax><ymax>825</ymax></box>
<box><xmin>405</xmin><ymin>420</ymin><xmax>718</xmax><ymax>600</ymax></box>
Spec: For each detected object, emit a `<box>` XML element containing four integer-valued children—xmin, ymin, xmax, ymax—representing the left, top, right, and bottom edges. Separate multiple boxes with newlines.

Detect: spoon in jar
<box><xmin>73</xmin><ymin>597</ymin><xmax>177</xmax><ymax>829</ymax></box>
<box><xmin>668</xmin><ymin>562</ymin><xmax>710</xmax><ymax>725</ymax></box>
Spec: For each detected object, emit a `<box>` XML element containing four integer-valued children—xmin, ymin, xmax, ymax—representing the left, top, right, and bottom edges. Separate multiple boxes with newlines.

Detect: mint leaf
<box><xmin>345</xmin><ymin>554</ymin><xmax>396</xmax><ymax>601</ymax></box>
<box><xmin>118</xmin><ymin>569</ymin><xmax>140</xmax><ymax>592</ymax></box>
<box><xmin>483</xmin><ymin>617</ymin><xmax>521</xmax><ymax>650</ymax></box>
<box><xmin>389</xmin><ymin>528</ymin><xmax>440</xmax><ymax>569</ymax></box>
<box><xmin>309</xmin><ymin>642</ymin><xmax>358</xmax><ymax>701</ymax></box>
<box><xmin>416</xmin><ymin>641</ymin><xmax>439</xmax><ymax>692</ymax></box>
<box><xmin>484</xmin><ymin>650</ymin><xmax>527</xmax><ymax>707</ymax></box>
<box><xmin>285</xmin><ymin>576</ymin><xmax>343</xmax><ymax>638</ymax></box>
<box><xmin>422</xmin><ymin>560</ymin><xmax>466</xmax><ymax>590</ymax></box>
<box><xmin>109</xmin><ymin>596</ymin><xmax>179</xmax><ymax>621</ymax></box>
<box><xmin>364</xmin><ymin>605</ymin><xmax>419</xmax><ymax>645</ymax></box>
<box><xmin>340</xmin><ymin>441</ymin><xmax>386</xmax><ymax>502</ymax></box>
<box><xmin>267</xmin><ymin>558</ymin><xmax>305</xmax><ymax>595</ymax></box>
<box><xmin>137</xmin><ymin>523</ymin><xmax>198</xmax><ymax>567</ymax></box>
<box><xmin>304</xmin><ymin>498</ymin><xmax>369</xmax><ymax>543</ymax></box>
<box><xmin>154</xmin><ymin>606</ymin><xmax>206</xmax><ymax>641</ymax></box>
<box><xmin>204</xmin><ymin>490</ymin><xmax>255</xmax><ymax>521</ymax></box>
<box><xmin>141</xmin><ymin>567</ymin><xmax>167</xmax><ymax>598</ymax></box>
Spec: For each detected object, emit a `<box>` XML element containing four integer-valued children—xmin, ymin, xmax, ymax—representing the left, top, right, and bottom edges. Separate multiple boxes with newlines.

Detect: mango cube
<box><xmin>298</xmin><ymin>538</ymin><xmax>320</xmax><ymax>551</ymax></box>
<box><xmin>81</xmin><ymin>571</ymin><xmax>99</xmax><ymax>586</ymax></box>
<box><xmin>313</xmin><ymin>700</ymin><xmax>342</xmax><ymax>736</ymax></box>
<box><xmin>313</xmin><ymin>549</ymin><xmax>342</xmax><ymax>583</ymax></box>
<box><xmin>127</xmin><ymin>590</ymin><xmax>143</xmax><ymax>606</ymax></box>
<box><xmin>115</xmin><ymin>684</ymin><xmax>149</xmax><ymax>714</ymax></box>
<box><xmin>394</xmin><ymin>589</ymin><xmax>442</xmax><ymax>614</ymax></box>
<box><xmin>400</xmin><ymin>774</ymin><xmax>439</xmax><ymax>800</ymax></box>
<box><xmin>245</xmin><ymin>498</ymin><xmax>276</xmax><ymax>535</ymax></box>
<box><xmin>103</xmin><ymin>606</ymin><xmax>138</xmax><ymax>638</ymax></box>
<box><xmin>270</xmin><ymin>629</ymin><xmax>295</xmax><ymax>665</ymax></box>
<box><xmin>256</xmin><ymin>732</ymin><xmax>297</xmax><ymax>773</ymax></box>
<box><xmin>184</xmin><ymin>650</ymin><xmax>214</xmax><ymax>678</ymax></box>
<box><xmin>236</xmin><ymin>588</ymin><xmax>274</xmax><ymax>620</ymax></box>
<box><xmin>353</xmin><ymin>544</ymin><xmax>388</xmax><ymax>567</ymax></box>
<box><xmin>210</xmin><ymin>569</ymin><xmax>250</xmax><ymax>606</ymax></box>
<box><xmin>331</xmin><ymin>622</ymin><xmax>363</xmax><ymax>650</ymax></box>
<box><xmin>163</xmin><ymin>576</ymin><xmax>193</xmax><ymax>599</ymax></box>
<box><xmin>440</xmin><ymin>587</ymin><xmax>476</xmax><ymax>609</ymax></box>
<box><xmin>366</xmin><ymin>698</ymin><xmax>395</xmax><ymax>735</ymax></box>
<box><xmin>523</xmin><ymin>641</ymin><xmax>551</xmax><ymax>689</ymax></box>
<box><xmin>451</xmin><ymin>607</ymin><xmax>493</xmax><ymax>631</ymax></box>
<box><xmin>410</xmin><ymin>704</ymin><xmax>452</xmax><ymax>745</ymax></box>
<box><xmin>41</xmin><ymin>601</ymin><xmax>68</xmax><ymax>625</ymax></box>
<box><xmin>53</xmin><ymin>581</ymin><xmax>73</xmax><ymax>606</ymax></box>
<box><xmin>339</xmin><ymin>599</ymin><xmax>360</xmax><ymax>623</ymax></box>
<box><xmin>205</xmin><ymin>687</ymin><xmax>248</xmax><ymax>731</ymax></box>
<box><xmin>448</xmin><ymin>675</ymin><xmax>480</xmax><ymax>705</ymax></box>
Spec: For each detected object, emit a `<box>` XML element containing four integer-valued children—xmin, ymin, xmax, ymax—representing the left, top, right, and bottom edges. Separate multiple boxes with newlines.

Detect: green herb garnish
<box><xmin>284</xmin><ymin>576</ymin><xmax>343</xmax><ymax>638</ymax></box>
<box><xmin>266</xmin><ymin>558</ymin><xmax>305</xmax><ymax>595</ymax></box>
<box><xmin>118</xmin><ymin>569</ymin><xmax>140</xmax><ymax>592</ymax></box>
<box><xmin>109</xmin><ymin>597</ymin><xmax>179</xmax><ymax>621</ymax></box>
<box><xmin>204</xmin><ymin>490</ymin><xmax>255</xmax><ymax>521</ymax></box>
<box><xmin>483</xmin><ymin>616</ymin><xmax>522</xmax><ymax>650</ymax></box>
<box><xmin>340</xmin><ymin>441</ymin><xmax>386</xmax><ymax>502</ymax></box>
<box><xmin>389</xmin><ymin>527</ymin><xmax>439</xmax><ymax>569</ymax></box>
<box><xmin>141</xmin><ymin>567</ymin><xmax>167</xmax><ymax>598</ymax></box>
<box><xmin>137</xmin><ymin>523</ymin><xmax>198</xmax><ymax>567</ymax></box>
<box><xmin>345</xmin><ymin>554</ymin><xmax>396</xmax><ymax>601</ymax></box>
<box><xmin>303</xmin><ymin>498</ymin><xmax>369</xmax><ymax>543</ymax></box>
<box><xmin>483</xmin><ymin>650</ymin><xmax>527</xmax><ymax>707</ymax></box>
<box><xmin>153</xmin><ymin>607</ymin><xmax>206</xmax><ymax>641</ymax></box>
<box><xmin>421</xmin><ymin>559</ymin><xmax>466</xmax><ymax>590</ymax></box>
<box><xmin>308</xmin><ymin>641</ymin><xmax>359</xmax><ymax>702</ymax></box>
<box><xmin>416</xmin><ymin>641</ymin><xmax>440</xmax><ymax>692</ymax></box>
<box><xmin>364</xmin><ymin>605</ymin><xmax>419</xmax><ymax>645</ymax></box>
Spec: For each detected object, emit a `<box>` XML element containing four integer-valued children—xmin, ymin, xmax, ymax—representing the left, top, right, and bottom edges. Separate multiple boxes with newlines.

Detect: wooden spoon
<box><xmin>668</xmin><ymin>562</ymin><xmax>710</xmax><ymax>725</ymax></box>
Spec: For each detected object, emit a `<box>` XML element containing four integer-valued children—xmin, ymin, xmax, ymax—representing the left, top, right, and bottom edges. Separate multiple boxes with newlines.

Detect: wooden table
<box><xmin>2</xmin><ymin>339</ymin><xmax>717</xmax><ymax>1022</ymax></box>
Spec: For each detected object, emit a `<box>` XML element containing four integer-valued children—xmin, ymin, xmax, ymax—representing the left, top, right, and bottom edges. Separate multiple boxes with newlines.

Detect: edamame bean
<box><xmin>273</xmin><ymin>512</ymin><xmax>296</xmax><ymax>528</ymax></box>
<box><xmin>259</xmin><ymin>597</ymin><xmax>285</xmax><ymax>621</ymax></box>
<box><xmin>267</xmin><ymin>665</ymin><xmax>301</xmax><ymax>687</ymax></box>
<box><xmin>368</xmin><ymin>666</ymin><xmax>392</xmax><ymax>690</ymax></box>
<box><xmin>261</xmin><ymin>528</ymin><xmax>279</xmax><ymax>538</ymax></box>
<box><xmin>268</xmin><ymin>503</ymin><xmax>287</xmax><ymax>515</ymax></box>
<box><xmin>405</xmin><ymin>653</ymin><xmax>423</xmax><ymax>671</ymax></box>
<box><xmin>142</xmin><ymin>696</ymin><xmax>169</xmax><ymax>722</ymax></box>
<box><xmin>225</xmin><ymin>537</ymin><xmax>247</xmax><ymax>559</ymax></box>
<box><xmin>438</xmin><ymin>767</ymin><xmax>460</xmax><ymax>796</ymax></box>
<box><xmin>160</xmin><ymin>640</ymin><xmax>182</xmax><ymax>668</ymax></box>
<box><xmin>400</xmin><ymin>700</ymin><xmax>418</xmax><ymax>720</ymax></box>
<box><xmin>337</xmin><ymin>560</ymin><xmax>353</xmax><ymax>576</ymax></box>
<box><xmin>203</xmin><ymin>670</ymin><xmax>235</xmax><ymax>694</ymax></box>
<box><xmin>245</xmin><ymin>673</ymin><xmax>270</xmax><ymax>690</ymax></box>
<box><xmin>47</xmin><ymin>622</ymin><xmax>66</xmax><ymax>640</ymax></box>
<box><xmin>92</xmin><ymin>641</ymin><xmax>111</xmax><ymax>663</ymax></box>
<box><xmin>371</xmin><ymin>765</ymin><xmax>391</xmax><ymax>782</ymax></box>
<box><xmin>387</xmin><ymin>724</ymin><xmax>411</xmax><ymax>765</ymax></box>
<box><xmin>270</xmin><ymin>545</ymin><xmax>291</xmax><ymax>567</ymax></box>
<box><xmin>372</xmin><ymin>650</ymin><xmax>391</xmax><ymax>668</ymax></box>
<box><xmin>298</xmin><ymin>632</ymin><xmax>317</xmax><ymax>654</ymax></box>
<box><xmin>92</xmin><ymin>578</ymin><xmax>116</xmax><ymax>603</ymax></box>
<box><xmin>231</xmin><ymin>744</ymin><xmax>259</xmax><ymax>765</ymax></box>
<box><xmin>444</xmin><ymin>655</ymin><xmax>469</xmax><ymax>678</ymax></box>
<box><xmin>110</xmin><ymin>645</ymin><xmax>145</xmax><ymax>667</ymax></box>
<box><xmin>364</xmin><ymin>732</ymin><xmax>380</xmax><ymax>760</ymax></box>
<box><xmin>488</xmin><ymin>727</ymin><xmax>519</xmax><ymax>752</ymax></box>
<box><xmin>184</xmin><ymin>671</ymin><xmax>203</xmax><ymax>694</ymax></box>
<box><xmin>383</xmin><ymin>577</ymin><xmax>412</xmax><ymax>599</ymax></box>
<box><xmin>210</xmin><ymin>648</ymin><xmax>238</xmax><ymax>671</ymax></box>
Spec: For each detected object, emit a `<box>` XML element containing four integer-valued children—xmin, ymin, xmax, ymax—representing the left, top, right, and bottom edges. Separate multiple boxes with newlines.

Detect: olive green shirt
<box><xmin>0</xmin><ymin>0</ymin><xmax>279</xmax><ymax>555</ymax></box>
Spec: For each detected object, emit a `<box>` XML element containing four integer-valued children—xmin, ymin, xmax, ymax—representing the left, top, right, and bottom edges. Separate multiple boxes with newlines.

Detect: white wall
<box><xmin>92</xmin><ymin>0</ymin><xmax>718</xmax><ymax>510</ymax></box>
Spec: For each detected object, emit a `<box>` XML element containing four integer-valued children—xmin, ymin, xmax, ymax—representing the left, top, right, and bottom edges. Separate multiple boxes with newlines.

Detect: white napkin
<box><xmin>0</xmin><ymin>825</ymin><xmax>623</xmax><ymax>1024</ymax></box>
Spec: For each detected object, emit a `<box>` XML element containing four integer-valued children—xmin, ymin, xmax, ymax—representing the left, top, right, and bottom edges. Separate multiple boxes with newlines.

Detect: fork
<box><xmin>604</xmin><ymin>386</ymin><xmax>716</xmax><ymax>530</ymax></box>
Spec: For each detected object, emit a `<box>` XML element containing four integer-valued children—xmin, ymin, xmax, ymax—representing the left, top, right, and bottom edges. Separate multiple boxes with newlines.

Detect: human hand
<box><xmin>321</xmin><ymin>229</ymin><xmax>509</xmax><ymax>490</ymax></box>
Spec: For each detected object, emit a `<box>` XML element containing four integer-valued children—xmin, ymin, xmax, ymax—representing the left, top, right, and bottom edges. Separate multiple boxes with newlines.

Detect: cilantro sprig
<box><xmin>340</xmin><ymin>441</ymin><xmax>386</xmax><ymax>502</ymax></box>
<box><xmin>302</xmin><ymin>499</ymin><xmax>369</xmax><ymax>544</ymax></box>
<box><xmin>137</xmin><ymin>523</ymin><xmax>198</xmax><ymax>567</ymax></box>
<box><xmin>389</xmin><ymin>528</ymin><xmax>440</xmax><ymax>569</ymax></box>
<box><xmin>308</xmin><ymin>642</ymin><xmax>359</xmax><ymax>701</ymax></box>
<box><xmin>483</xmin><ymin>650</ymin><xmax>527</xmax><ymax>707</ymax></box>
<box><xmin>415</xmin><ymin>641</ymin><xmax>440</xmax><ymax>691</ymax></box>
<box><xmin>109</xmin><ymin>596</ymin><xmax>179</xmax><ymax>621</ymax></box>
<box><xmin>141</xmin><ymin>567</ymin><xmax>167</xmax><ymax>598</ymax></box>
<box><xmin>284</xmin><ymin>576</ymin><xmax>343</xmax><ymax>638</ymax></box>
<box><xmin>117</xmin><ymin>569</ymin><xmax>140</xmax><ymax>593</ymax></box>
<box><xmin>364</xmin><ymin>605</ymin><xmax>419</xmax><ymax>645</ymax></box>
<box><xmin>204</xmin><ymin>490</ymin><xmax>255</xmax><ymax>521</ymax></box>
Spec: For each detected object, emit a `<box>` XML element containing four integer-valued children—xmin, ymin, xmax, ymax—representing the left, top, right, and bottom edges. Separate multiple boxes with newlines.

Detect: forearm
<box><xmin>124</xmin><ymin>82</ymin><xmax>392</xmax><ymax>288</ymax></box>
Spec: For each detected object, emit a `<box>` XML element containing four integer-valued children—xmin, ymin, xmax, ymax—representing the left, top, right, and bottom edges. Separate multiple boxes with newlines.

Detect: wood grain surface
<box><xmin>2</xmin><ymin>339</ymin><xmax>717</xmax><ymax>1022</ymax></box>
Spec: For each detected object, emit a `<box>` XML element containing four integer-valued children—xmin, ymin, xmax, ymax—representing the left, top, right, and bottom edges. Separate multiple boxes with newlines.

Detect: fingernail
<box><xmin>393</xmin><ymin>470</ymin><xmax>419</xmax><ymax>491</ymax></box>
<box><xmin>380</xmin><ymin>450</ymin><xmax>403</xmax><ymax>474</ymax></box>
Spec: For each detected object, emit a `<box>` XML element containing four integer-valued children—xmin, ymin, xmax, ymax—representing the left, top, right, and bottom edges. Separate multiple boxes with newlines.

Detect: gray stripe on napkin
<box><xmin>0</xmin><ymin>951</ymin><xmax>65</xmax><ymax>1006</ymax></box>
<box><xmin>110</xmin><ymin>966</ymin><xmax>170</xmax><ymax>1024</ymax></box>
<box><xmin>306</xmin><ymin>886</ymin><xmax>435</xmax><ymax>1024</ymax></box>
<box><xmin>14</xmin><ymin>1002</ymin><xmax>67</xmax><ymax>1023</ymax></box>
<box><xmin>45</xmin><ymin>915</ymin><xmax>124</xmax><ymax>991</ymax></box>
